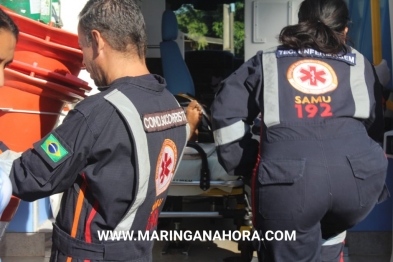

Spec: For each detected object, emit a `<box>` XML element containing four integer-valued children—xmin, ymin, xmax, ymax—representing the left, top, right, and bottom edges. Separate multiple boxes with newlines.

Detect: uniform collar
<box><xmin>98</xmin><ymin>74</ymin><xmax>166</xmax><ymax>93</ymax></box>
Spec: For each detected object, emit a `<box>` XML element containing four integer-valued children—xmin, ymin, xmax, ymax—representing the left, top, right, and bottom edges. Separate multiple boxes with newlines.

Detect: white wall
<box><xmin>60</xmin><ymin>0</ymin><xmax>99</xmax><ymax>95</ymax></box>
<box><xmin>142</xmin><ymin>0</ymin><xmax>166</xmax><ymax>58</ymax></box>
<box><xmin>60</xmin><ymin>0</ymin><xmax>88</xmax><ymax>34</ymax></box>
<box><xmin>244</xmin><ymin>0</ymin><xmax>302</xmax><ymax>60</ymax></box>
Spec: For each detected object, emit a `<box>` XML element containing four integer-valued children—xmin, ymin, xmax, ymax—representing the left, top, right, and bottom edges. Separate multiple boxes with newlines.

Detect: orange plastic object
<box><xmin>2</xmin><ymin>7</ymin><xmax>80</xmax><ymax>50</ymax></box>
<box><xmin>0</xmin><ymin>68</ymin><xmax>86</xmax><ymax>151</ymax></box>
<box><xmin>14</xmin><ymin>51</ymin><xmax>72</xmax><ymax>76</ymax></box>
<box><xmin>4</xmin><ymin>68</ymin><xmax>86</xmax><ymax>102</ymax></box>
<box><xmin>0</xmin><ymin>5</ymin><xmax>16</xmax><ymax>13</ymax></box>
<box><xmin>0</xmin><ymin>196</ymin><xmax>20</xmax><ymax>222</ymax></box>
<box><xmin>16</xmin><ymin>32</ymin><xmax>83</xmax><ymax>76</ymax></box>
<box><xmin>0</xmin><ymin>86</ymin><xmax>63</xmax><ymax>151</ymax></box>
<box><xmin>8</xmin><ymin>60</ymin><xmax>92</xmax><ymax>93</ymax></box>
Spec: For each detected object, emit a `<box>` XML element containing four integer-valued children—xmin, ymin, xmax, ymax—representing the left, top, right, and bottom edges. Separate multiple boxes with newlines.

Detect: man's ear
<box><xmin>90</xmin><ymin>30</ymin><xmax>105</xmax><ymax>52</ymax></box>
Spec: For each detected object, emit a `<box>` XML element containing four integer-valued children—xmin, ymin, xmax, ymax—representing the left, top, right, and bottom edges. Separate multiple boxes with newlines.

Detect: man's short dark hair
<box><xmin>79</xmin><ymin>0</ymin><xmax>147</xmax><ymax>59</ymax></box>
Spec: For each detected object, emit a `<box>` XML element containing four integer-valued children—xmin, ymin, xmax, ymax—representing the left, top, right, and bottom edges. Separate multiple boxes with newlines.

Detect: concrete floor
<box><xmin>0</xmin><ymin>229</ymin><xmax>390</xmax><ymax>262</ymax></box>
<box><xmin>0</xmin><ymin>223</ymin><xmax>391</xmax><ymax>262</ymax></box>
<box><xmin>0</xmin><ymin>196</ymin><xmax>391</xmax><ymax>262</ymax></box>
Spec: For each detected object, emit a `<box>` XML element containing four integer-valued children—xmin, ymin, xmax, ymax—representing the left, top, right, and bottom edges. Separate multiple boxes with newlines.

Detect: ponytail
<box><xmin>279</xmin><ymin>0</ymin><xmax>349</xmax><ymax>55</ymax></box>
<box><xmin>279</xmin><ymin>20</ymin><xmax>347</xmax><ymax>54</ymax></box>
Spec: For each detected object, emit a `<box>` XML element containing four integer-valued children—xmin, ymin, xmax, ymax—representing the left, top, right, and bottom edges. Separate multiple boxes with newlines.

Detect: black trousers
<box><xmin>254</xmin><ymin>119</ymin><xmax>388</xmax><ymax>262</ymax></box>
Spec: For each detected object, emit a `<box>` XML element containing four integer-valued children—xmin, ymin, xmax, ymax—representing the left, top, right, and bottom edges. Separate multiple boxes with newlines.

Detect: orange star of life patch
<box><xmin>155</xmin><ymin>139</ymin><xmax>178</xmax><ymax>196</ymax></box>
<box><xmin>287</xmin><ymin>59</ymin><xmax>338</xmax><ymax>95</ymax></box>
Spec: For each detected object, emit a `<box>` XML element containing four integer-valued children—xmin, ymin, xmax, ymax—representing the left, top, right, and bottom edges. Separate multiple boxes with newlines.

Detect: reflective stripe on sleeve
<box><xmin>104</xmin><ymin>90</ymin><xmax>151</xmax><ymax>233</ymax></box>
<box><xmin>350</xmin><ymin>49</ymin><xmax>370</xmax><ymax>119</ymax></box>
<box><xmin>213</xmin><ymin>120</ymin><xmax>250</xmax><ymax>146</ymax></box>
<box><xmin>322</xmin><ymin>231</ymin><xmax>346</xmax><ymax>246</ymax></box>
<box><xmin>262</xmin><ymin>48</ymin><xmax>281</xmax><ymax>127</ymax></box>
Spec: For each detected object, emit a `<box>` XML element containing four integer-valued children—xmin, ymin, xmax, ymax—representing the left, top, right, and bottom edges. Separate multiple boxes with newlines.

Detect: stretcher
<box><xmin>159</xmin><ymin>106</ymin><xmax>255</xmax><ymax>261</ymax></box>
<box><xmin>169</xmin><ymin>142</ymin><xmax>241</xmax><ymax>196</ymax></box>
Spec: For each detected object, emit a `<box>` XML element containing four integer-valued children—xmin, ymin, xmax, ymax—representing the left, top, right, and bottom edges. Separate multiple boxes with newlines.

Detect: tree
<box><xmin>212</xmin><ymin>2</ymin><xmax>245</xmax><ymax>56</ymax></box>
<box><xmin>175</xmin><ymin>2</ymin><xmax>245</xmax><ymax>57</ymax></box>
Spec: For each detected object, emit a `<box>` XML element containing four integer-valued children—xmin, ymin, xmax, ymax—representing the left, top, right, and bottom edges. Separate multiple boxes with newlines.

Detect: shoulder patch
<box><xmin>287</xmin><ymin>59</ymin><xmax>338</xmax><ymax>95</ymax></box>
<box><xmin>276</xmin><ymin>48</ymin><xmax>356</xmax><ymax>65</ymax></box>
<box><xmin>143</xmin><ymin>107</ymin><xmax>187</xmax><ymax>133</ymax></box>
<box><xmin>155</xmin><ymin>139</ymin><xmax>178</xmax><ymax>196</ymax></box>
<box><xmin>40</xmin><ymin>134</ymin><xmax>69</xmax><ymax>163</ymax></box>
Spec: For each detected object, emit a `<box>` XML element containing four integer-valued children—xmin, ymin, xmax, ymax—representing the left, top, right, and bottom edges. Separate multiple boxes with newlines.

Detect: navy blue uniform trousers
<box><xmin>255</xmin><ymin>118</ymin><xmax>388</xmax><ymax>262</ymax></box>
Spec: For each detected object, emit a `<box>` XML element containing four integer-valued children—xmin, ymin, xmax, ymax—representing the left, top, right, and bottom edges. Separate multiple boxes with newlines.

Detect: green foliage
<box><xmin>234</xmin><ymin>21</ymin><xmax>245</xmax><ymax>56</ymax></box>
<box><xmin>176</xmin><ymin>4</ymin><xmax>209</xmax><ymax>49</ymax></box>
<box><xmin>175</xmin><ymin>2</ymin><xmax>245</xmax><ymax>57</ymax></box>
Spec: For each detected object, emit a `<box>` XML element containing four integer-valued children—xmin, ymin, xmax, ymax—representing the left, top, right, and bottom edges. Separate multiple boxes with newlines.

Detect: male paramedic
<box><xmin>4</xmin><ymin>0</ymin><xmax>202</xmax><ymax>261</ymax></box>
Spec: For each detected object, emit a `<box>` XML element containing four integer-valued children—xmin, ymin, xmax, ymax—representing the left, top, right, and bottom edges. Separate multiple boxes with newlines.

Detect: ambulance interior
<box><xmin>0</xmin><ymin>0</ymin><xmax>392</xmax><ymax>261</ymax></box>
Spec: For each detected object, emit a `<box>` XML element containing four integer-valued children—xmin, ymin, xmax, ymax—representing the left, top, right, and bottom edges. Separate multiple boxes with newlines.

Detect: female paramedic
<box><xmin>211</xmin><ymin>0</ymin><xmax>389</xmax><ymax>261</ymax></box>
<box><xmin>0</xmin><ymin>8</ymin><xmax>18</xmax><ymax>216</ymax></box>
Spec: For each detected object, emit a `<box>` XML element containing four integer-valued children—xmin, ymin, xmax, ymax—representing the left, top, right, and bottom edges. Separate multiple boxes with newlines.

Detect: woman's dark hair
<box><xmin>279</xmin><ymin>0</ymin><xmax>349</xmax><ymax>54</ymax></box>
<box><xmin>0</xmin><ymin>8</ymin><xmax>19</xmax><ymax>40</ymax></box>
<box><xmin>79</xmin><ymin>0</ymin><xmax>147</xmax><ymax>59</ymax></box>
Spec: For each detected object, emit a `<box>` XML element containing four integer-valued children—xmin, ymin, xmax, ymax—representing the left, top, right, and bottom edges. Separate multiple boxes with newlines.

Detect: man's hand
<box><xmin>186</xmin><ymin>100</ymin><xmax>203</xmax><ymax>141</ymax></box>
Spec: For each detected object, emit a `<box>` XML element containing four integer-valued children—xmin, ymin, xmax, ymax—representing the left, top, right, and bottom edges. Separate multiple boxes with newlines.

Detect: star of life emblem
<box><xmin>287</xmin><ymin>59</ymin><xmax>338</xmax><ymax>95</ymax></box>
<box><xmin>155</xmin><ymin>139</ymin><xmax>178</xmax><ymax>196</ymax></box>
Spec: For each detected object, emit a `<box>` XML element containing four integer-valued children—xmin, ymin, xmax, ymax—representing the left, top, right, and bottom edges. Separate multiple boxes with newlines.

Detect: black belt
<box><xmin>52</xmin><ymin>223</ymin><xmax>152</xmax><ymax>261</ymax></box>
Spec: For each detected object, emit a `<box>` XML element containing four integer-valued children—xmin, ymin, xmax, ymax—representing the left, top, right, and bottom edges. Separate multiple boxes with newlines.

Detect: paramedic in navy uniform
<box><xmin>211</xmin><ymin>0</ymin><xmax>389</xmax><ymax>261</ymax></box>
<box><xmin>5</xmin><ymin>0</ymin><xmax>202</xmax><ymax>261</ymax></box>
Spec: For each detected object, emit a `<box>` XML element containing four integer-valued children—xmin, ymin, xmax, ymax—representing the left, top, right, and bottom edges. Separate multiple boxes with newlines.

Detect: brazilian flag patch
<box><xmin>40</xmin><ymin>134</ymin><xmax>69</xmax><ymax>163</ymax></box>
